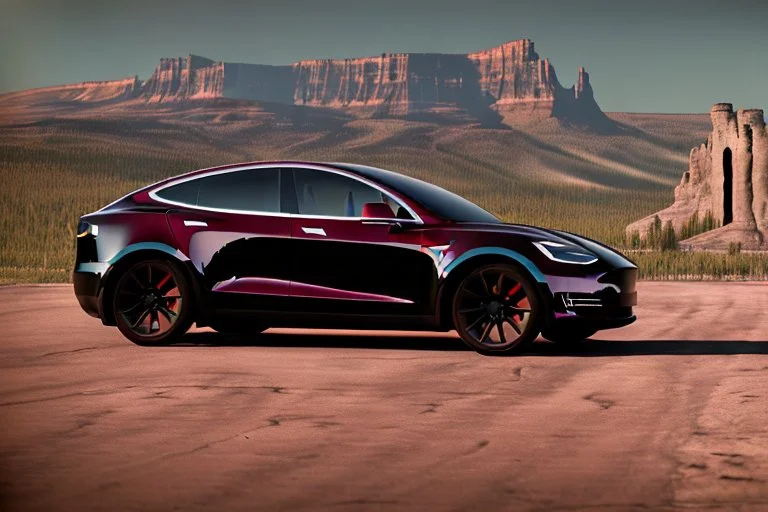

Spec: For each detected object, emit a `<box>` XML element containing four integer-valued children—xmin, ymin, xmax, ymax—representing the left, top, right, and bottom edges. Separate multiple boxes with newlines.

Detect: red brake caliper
<box><xmin>156</xmin><ymin>273</ymin><xmax>175</xmax><ymax>308</ymax></box>
<box><xmin>506</xmin><ymin>283</ymin><xmax>522</xmax><ymax>321</ymax></box>
<box><xmin>156</xmin><ymin>272</ymin><xmax>172</xmax><ymax>290</ymax></box>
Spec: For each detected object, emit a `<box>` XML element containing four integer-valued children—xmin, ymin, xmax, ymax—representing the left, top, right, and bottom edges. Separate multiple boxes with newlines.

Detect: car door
<box><xmin>160</xmin><ymin>166</ymin><xmax>293</xmax><ymax>311</ymax></box>
<box><xmin>287</xmin><ymin>167</ymin><xmax>438</xmax><ymax>316</ymax></box>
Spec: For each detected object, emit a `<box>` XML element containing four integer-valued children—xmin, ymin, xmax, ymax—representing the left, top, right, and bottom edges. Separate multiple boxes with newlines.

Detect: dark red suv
<box><xmin>74</xmin><ymin>161</ymin><xmax>637</xmax><ymax>354</ymax></box>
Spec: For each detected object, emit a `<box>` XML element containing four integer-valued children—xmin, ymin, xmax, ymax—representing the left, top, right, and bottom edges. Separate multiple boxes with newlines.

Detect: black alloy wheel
<box><xmin>452</xmin><ymin>264</ymin><xmax>541</xmax><ymax>354</ymax></box>
<box><xmin>113</xmin><ymin>259</ymin><xmax>193</xmax><ymax>345</ymax></box>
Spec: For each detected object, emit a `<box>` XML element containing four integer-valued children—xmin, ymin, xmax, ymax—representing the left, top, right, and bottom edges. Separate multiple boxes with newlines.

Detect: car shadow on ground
<box><xmin>178</xmin><ymin>331</ymin><xmax>470</xmax><ymax>351</ymax></box>
<box><xmin>527</xmin><ymin>339</ymin><xmax>768</xmax><ymax>356</ymax></box>
<box><xmin>176</xmin><ymin>331</ymin><xmax>768</xmax><ymax>356</ymax></box>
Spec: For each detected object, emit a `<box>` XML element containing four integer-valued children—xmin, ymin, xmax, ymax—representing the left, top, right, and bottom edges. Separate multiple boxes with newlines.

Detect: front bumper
<box><xmin>549</xmin><ymin>267</ymin><xmax>638</xmax><ymax>330</ymax></box>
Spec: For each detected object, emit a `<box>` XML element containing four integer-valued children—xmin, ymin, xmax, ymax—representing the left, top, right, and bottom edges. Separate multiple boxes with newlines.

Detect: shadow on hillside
<box><xmin>608</xmin><ymin>119</ymin><xmax>694</xmax><ymax>152</ymax></box>
<box><xmin>257</xmin><ymin>101</ymin><xmax>353</xmax><ymax>132</ymax></box>
<box><xmin>174</xmin><ymin>331</ymin><xmax>768</xmax><ymax>356</ymax></box>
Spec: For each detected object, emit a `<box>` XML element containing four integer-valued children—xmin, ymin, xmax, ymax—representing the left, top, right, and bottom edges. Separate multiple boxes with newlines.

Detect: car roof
<box><xmin>111</xmin><ymin>161</ymin><xmax>442</xmax><ymax>223</ymax></box>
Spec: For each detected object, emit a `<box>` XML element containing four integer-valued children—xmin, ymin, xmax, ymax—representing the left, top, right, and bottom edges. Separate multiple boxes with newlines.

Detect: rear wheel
<box><xmin>112</xmin><ymin>259</ymin><xmax>194</xmax><ymax>346</ymax></box>
<box><xmin>541</xmin><ymin>325</ymin><xmax>597</xmax><ymax>344</ymax></box>
<box><xmin>452</xmin><ymin>264</ymin><xmax>541</xmax><ymax>354</ymax></box>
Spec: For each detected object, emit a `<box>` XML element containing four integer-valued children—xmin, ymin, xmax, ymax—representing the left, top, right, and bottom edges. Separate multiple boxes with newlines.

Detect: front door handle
<box><xmin>183</xmin><ymin>220</ymin><xmax>208</xmax><ymax>227</ymax></box>
<box><xmin>301</xmin><ymin>227</ymin><xmax>326</xmax><ymax>236</ymax></box>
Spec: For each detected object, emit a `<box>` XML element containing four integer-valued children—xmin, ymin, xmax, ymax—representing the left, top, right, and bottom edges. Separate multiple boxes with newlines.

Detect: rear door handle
<box><xmin>184</xmin><ymin>220</ymin><xmax>208</xmax><ymax>227</ymax></box>
<box><xmin>301</xmin><ymin>227</ymin><xmax>326</xmax><ymax>236</ymax></box>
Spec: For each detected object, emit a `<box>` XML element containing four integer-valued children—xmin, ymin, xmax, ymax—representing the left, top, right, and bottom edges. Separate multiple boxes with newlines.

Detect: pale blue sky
<box><xmin>1</xmin><ymin>0</ymin><xmax>765</xmax><ymax>113</ymax></box>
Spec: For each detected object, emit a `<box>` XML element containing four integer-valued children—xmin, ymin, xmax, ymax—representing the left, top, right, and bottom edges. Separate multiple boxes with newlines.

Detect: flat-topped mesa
<box><xmin>69</xmin><ymin>38</ymin><xmax>611</xmax><ymax>126</ymax></box>
<box><xmin>627</xmin><ymin>103</ymin><xmax>768</xmax><ymax>250</ymax></box>
<box><xmin>140</xmin><ymin>55</ymin><xmax>295</xmax><ymax>104</ymax></box>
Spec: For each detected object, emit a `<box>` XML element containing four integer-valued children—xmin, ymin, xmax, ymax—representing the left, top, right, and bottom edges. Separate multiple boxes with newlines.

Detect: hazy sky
<box><xmin>1</xmin><ymin>0</ymin><xmax>765</xmax><ymax>113</ymax></box>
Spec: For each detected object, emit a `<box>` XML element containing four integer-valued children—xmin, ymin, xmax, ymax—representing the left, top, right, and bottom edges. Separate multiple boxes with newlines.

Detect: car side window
<box><xmin>157</xmin><ymin>168</ymin><xmax>281</xmax><ymax>213</ymax></box>
<box><xmin>155</xmin><ymin>179</ymin><xmax>200</xmax><ymax>205</ymax></box>
<box><xmin>292</xmin><ymin>168</ymin><xmax>396</xmax><ymax>218</ymax></box>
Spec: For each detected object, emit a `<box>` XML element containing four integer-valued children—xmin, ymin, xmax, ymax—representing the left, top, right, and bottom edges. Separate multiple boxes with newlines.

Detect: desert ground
<box><xmin>1</xmin><ymin>282</ymin><xmax>768</xmax><ymax>511</ymax></box>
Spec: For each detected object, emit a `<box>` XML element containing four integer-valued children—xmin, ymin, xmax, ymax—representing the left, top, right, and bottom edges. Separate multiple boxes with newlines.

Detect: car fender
<box><xmin>97</xmin><ymin>242</ymin><xmax>196</xmax><ymax>325</ymax></box>
<box><xmin>436</xmin><ymin>246</ymin><xmax>555</xmax><ymax>329</ymax></box>
<box><xmin>107</xmin><ymin>242</ymin><xmax>190</xmax><ymax>266</ymax></box>
<box><xmin>442</xmin><ymin>247</ymin><xmax>546</xmax><ymax>283</ymax></box>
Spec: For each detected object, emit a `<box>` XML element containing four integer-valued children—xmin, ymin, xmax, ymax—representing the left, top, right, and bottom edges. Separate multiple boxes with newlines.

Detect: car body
<box><xmin>74</xmin><ymin>161</ymin><xmax>637</xmax><ymax>353</ymax></box>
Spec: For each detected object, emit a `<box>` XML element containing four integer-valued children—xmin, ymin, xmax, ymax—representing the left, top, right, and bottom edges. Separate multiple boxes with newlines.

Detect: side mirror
<box><xmin>361</xmin><ymin>202</ymin><xmax>396</xmax><ymax>220</ymax></box>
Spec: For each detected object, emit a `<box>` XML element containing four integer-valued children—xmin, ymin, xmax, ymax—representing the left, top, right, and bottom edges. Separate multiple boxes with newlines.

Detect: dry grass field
<box><xmin>1</xmin><ymin>88</ymin><xmax>766</xmax><ymax>283</ymax></box>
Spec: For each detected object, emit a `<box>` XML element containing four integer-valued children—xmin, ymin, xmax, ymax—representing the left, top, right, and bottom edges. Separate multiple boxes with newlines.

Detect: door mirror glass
<box><xmin>362</xmin><ymin>202</ymin><xmax>396</xmax><ymax>219</ymax></box>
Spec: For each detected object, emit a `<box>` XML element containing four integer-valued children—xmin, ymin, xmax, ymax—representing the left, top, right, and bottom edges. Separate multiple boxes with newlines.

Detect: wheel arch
<box><xmin>436</xmin><ymin>248</ymin><xmax>554</xmax><ymax>330</ymax></box>
<box><xmin>98</xmin><ymin>243</ymin><xmax>203</xmax><ymax>326</ymax></box>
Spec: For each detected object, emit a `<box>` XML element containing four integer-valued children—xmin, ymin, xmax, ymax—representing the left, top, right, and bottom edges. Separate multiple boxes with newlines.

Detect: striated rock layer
<box><xmin>44</xmin><ymin>38</ymin><xmax>611</xmax><ymax>126</ymax></box>
<box><xmin>7</xmin><ymin>76</ymin><xmax>141</xmax><ymax>103</ymax></box>
<box><xmin>141</xmin><ymin>55</ymin><xmax>224</xmax><ymax>102</ymax></box>
<box><xmin>627</xmin><ymin>103</ymin><xmax>768</xmax><ymax>250</ymax></box>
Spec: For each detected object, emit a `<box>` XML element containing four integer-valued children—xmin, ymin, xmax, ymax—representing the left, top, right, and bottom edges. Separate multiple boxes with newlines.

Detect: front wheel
<box><xmin>112</xmin><ymin>259</ymin><xmax>194</xmax><ymax>346</ymax></box>
<box><xmin>452</xmin><ymin>264</ymin><xmax>542</xmax><ymax>355</ymax></box>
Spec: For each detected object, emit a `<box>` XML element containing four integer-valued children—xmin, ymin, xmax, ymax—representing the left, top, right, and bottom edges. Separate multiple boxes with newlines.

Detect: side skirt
<box><xmin>210</xmin><ymin>309</ymin><xmax>445</xmax><ymax>332</ymax></box>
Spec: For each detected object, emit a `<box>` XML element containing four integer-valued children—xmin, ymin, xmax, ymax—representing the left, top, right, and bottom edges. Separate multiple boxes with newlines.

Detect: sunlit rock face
<box><xmin>140</xmin><ymin>55</ymin><xmax>224</xmax><ymax>102</ymax></box>
<box><xmin>627</xmin><ymin>103</ymin><xmax>768</xmax><ymax>250</ymax></box>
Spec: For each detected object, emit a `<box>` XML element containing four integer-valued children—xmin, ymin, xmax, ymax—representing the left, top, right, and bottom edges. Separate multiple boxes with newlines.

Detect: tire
<box><xmin>209</xmin><ymin>318</ymin><xmax>268</xmax><ymax>336</ymax></box>
<box><xmin>112</xmin><ymin>259</ymin><xmax>194</xmax><ymax>346</ymax></box>
<box><xmin>541</xmin><ymin>325</ymin><xmax>597</xmax><ymax>345</ymax></box>
<box><xmin>452</xmin><ymin>263</ymin><xmax>542</xmax><ymax>355</ymax></box>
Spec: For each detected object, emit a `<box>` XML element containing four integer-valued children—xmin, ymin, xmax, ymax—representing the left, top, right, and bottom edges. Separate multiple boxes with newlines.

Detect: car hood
<box><xmin>452</xmin><ymin>222</ymin><xmax>637</xmax><ymax>269</ymax></box>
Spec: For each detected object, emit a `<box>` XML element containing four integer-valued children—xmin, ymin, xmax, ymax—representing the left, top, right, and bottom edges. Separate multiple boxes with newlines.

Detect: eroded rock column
<box><xmin>709</xmin><ymin>103</ymin><xmax>738</xmax><ymax>225</ymax></box>
<box><xmin>733</xmin><ymin>109</ymin><xmax>757</xmax><ymax>229</ymax></box>
<box><xmin>745</xmin><ymin>110</ymin><xmax>768</xmax><ymax>234</ymax></box>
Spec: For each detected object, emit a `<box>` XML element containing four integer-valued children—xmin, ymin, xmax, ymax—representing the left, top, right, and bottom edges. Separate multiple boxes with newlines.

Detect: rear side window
<box><xmin>155</xmin><ymin>168</ymin><xmax>280</xmax><ymax>213</ymax></box>
<box><xmin>292</xmin><ymin>168</ymin><xmax>390</xmax><ymax>217</ymax></box>
<box><xmin>197</xmin><ymin>170</ymin><xmax>279</xmax><ymax>212</ymax></box>
<box><xmin>155</xmin><ymin>179</ymin><xmax>199</xmax><ymax>205</ymax></box>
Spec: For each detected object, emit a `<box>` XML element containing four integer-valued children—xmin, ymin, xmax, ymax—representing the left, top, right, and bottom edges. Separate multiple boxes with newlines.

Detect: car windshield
<box><xmin>333</xmin><ymin>163</ymin><xmax>500</xmax><ymax>223</ymax></box>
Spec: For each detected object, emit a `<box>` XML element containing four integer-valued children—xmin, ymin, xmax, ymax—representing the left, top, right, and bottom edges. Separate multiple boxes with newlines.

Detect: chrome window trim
<box><xmin>148</xmin><ymin>163</ymin><xmax>424</xmax><ymax>223</ymax></box>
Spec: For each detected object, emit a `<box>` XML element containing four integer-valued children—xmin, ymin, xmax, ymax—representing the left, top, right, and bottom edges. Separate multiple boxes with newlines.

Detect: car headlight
<box><xmin>532</xmin><ymin>240</ymin><xmax>597</xmax><ymax>265</ymax></box>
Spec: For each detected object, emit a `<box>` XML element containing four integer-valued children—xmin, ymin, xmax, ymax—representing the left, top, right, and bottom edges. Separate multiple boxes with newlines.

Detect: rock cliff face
<box><xmin>44</xmin><ymin>38</ymin><xmax>611</xmax><ymax>127</ymax></box>
<box><xmin>627</xmin><ymin>103</ymin><xmax>768</xmax><ymax>250</ymax></box>
<box><xmin>141</xmin><ymin>55</ymin><xmax>224</xmax><ymax>102</ymax></box>
<box><xmin>468</xmin><ymin>39</ymin><xmax>555</xmax><ymax>107</ymax></box>
<box><xmin>287</xmin><ymin>39</ymin><xmax>611</xmax><ymax>125</ymax></box>
<box><xmin>292</xmin><ymin>54</ymin><xmax>410</xmax><ymax>116</ymax></box>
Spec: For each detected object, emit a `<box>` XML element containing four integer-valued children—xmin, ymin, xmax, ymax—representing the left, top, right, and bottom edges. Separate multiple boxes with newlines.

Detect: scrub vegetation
<box><xmin>1</xmin><ymin>99</ymin><xmax>766</xmax><ymax>282</ymax></box>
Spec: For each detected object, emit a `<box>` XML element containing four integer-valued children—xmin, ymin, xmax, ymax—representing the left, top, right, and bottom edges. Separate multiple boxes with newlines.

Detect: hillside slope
<box><xmin>0</xmin><ymin>90</ymin><xmax>711</xmax><ymax>282</ymax></box>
